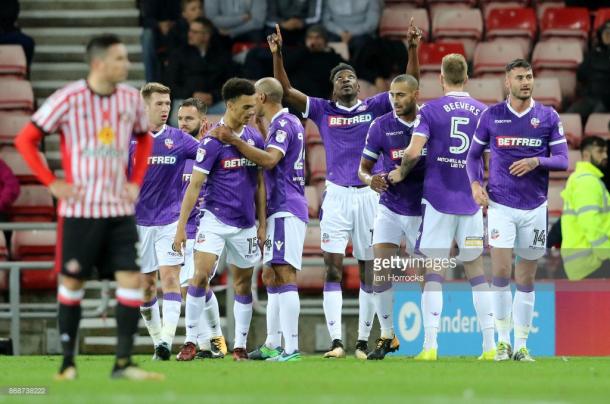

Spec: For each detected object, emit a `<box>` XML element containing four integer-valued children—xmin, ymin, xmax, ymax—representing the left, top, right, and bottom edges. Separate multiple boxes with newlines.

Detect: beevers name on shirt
<box><xmin>442</xmin><ymin>102</ymin><xmax>482</xmax><ymax>116</ymax></box>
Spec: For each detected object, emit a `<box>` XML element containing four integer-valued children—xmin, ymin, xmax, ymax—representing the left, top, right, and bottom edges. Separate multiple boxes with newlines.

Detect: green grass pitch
<box><xmin>1</xmin><ymin>355</ymin><xmax>610</xmax><ymax>403</ymax></box>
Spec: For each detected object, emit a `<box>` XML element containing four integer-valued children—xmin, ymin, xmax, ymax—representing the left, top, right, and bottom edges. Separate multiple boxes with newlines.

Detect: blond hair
<box><xmin>140</xmin><ymin>82</ymin><xmax>170</xmax><ymax>101</ymax></box>
<box><xmin>441</xmin><ymin>54</ymin><xmax>468</xmax><ymax>86</ymax></box>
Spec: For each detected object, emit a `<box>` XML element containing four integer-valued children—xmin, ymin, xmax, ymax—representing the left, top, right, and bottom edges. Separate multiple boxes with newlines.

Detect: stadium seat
<box><xmin>584</xmin><ymin>113</ymin><xmax>610</xmax><ymax>138</ymax></box>
<box><xmin>482</xmin><ymin>1</ymin><xmax>528</xmax><ymax>18</ymax></box>
<box><xmin>0</xmin><ymin>45</ymin><xmax>27</xmax><ymax>79</ymax></box>
<box><xmin>535</xmin><ymin>0</ymin><xmax>565</xmax><ymax>20</ymax></box>
<box><xmin>532</xmin><ymin>41</ymin><xmax>582</xmax><ymax>70</ymax></box>
<box><xmin>485</xmin><ymin>8</ymin><xmax>537</xmax><ymax>54</ymax></box>
<box><xmin>0</xmin><ymin>148</ymin><xmax>48</xmax><ymax>184</ymax></box>
<box><xmin>532</xmin><ymin>78</ymin><xmax>562</xmax><ymax>110</ymax></box>
<box><xmin>342</xmin><ymin>265</ymin><xmax>361</xmax><ymax>293</ymax></box>
<box><xmin>7</xmin><ymin>185</ymin><xmax>55</xmax><ymax>222</ymax></box>
<box><xmin>0</xmin><ymin>79</ymin><xmax>34</xmax><ymax>112</ymax></box>
<box><xmin>307</xmin><ymin>143</ymin><xmax>326</xmax><ymax>182</ymax></box>
<box><xmin>418</xmin><ymin>76</ymin><xmax>445</xmax><ymax>104</ymax></box>
<box><xmin>541</xmin><ymin>7</ymin><xmax>590</xmax><ymax>45</ymax></box>
<box><xmin>305</xmin><ymin>186</ymin><xmax>319</xmax><ymax>219</ymax></box>
<box><xmin>304</xmin><ymin>119</ymin><xmax>321</xmax><ymax>144</ymax></box>
<box><xmin>432</xmin><ymin>8</ymin><xmax>483</xmax><ymax>60</ymax></box>
<box><xmin>296</xmin><ymin>262</ymin><xmax>325</xmax><ymax>293</ymax></box>
<box><xmin>419</xmin><ymin>42</ymin><xmax>466</xmax><ymax>74</ymax></box>
<box><xmin>428</xmin><ymin>2</ymin><xmax>473</xmax><ymax>23</ymax></box>
<box><xmin>547</xmin><ymin>179</ymin><xmax>566</xmax><ymax>217</ymax></box>
<box><xmin>11</xmin><ymin>230</ymin><xmax>57</xmax><ymax>290</ymax></box>
<box><xmin>594</xmin><ymin>8</ymin><xmax>610</xmax><ymax>31</ymax></box>
<box><xmin>328</xmin><ymin>42</ymin><xmax>349</xmax><ymax>61</ymax></box>
<box><xmin>303</xmin><ymin>222</ymin><xmax>321</xmax><ymax>255</ymax></box>
<box><xmin>0</xmin><ymin>231</ymin><xmax>7</xmax><ymax>260</ymax></box>
<box><xmin>379</xmin><ymin>7</ymin><xmax>429</xmax><ymax>41</ymax></box>
<box><xmin>464</xmin><ymin>78</ymin><xmax>504</xmax><ymax>105</ymax></box>
<box><xmin>535</xmin><ymin>69</ymin><xmax>577</xmax><ymax>101</ymax></box>
<box><xmin>0</xmin><ymin>111</ymin><xmax>29</xmax><ymax>144</ymax></box>
<box><xmin>559</xmin><ymin>113</ymin><xmax>583</xmax><ymax>149</ymax></box>
<box><xmin>473</xmin><ymin>41</ymin><xmax>525</xmax><ymax>77</ymax></box>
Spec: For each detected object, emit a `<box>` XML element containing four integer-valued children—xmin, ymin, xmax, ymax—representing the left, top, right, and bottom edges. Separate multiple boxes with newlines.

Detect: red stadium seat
<box><xmin>305</xmin><ymin>119</ymin><xmax>321</xmax><ymax>144</ymax></box>
<box><xmin>11</xmin><ymin>230</ymin><xmax>57</xmax><ymax>290</ymax></box>
<box><xmin>482</xmin><ymin>1</ymin><xmax>529</xmax><ymax>18</ymax></box>
<box><xmin>432</xmin><ymin>8</ymin><xmax>484</xmax><ymax>60</ymax></box>
<box><xmin>541</xmin><ymin>7</ymin><xmax>590</xmax><ymax>42</ymax></box>
<box><xmin>473</xmin><ymin>41</ymin><xmax>525</xmax><ymax>77</ymax></box>
<box><xmin>0</xmin><ymin>79</ymin><xmax>34</xmax><ymax>112</ymax></box>
<box><xmin>559</xmin><ymin>113</ymin><xmax>583</xmax><ymax>149</ymax></box>
<box><xmin>594</xmin><ymin>8</ymin><xmax>610</xmax><ymax>31</ymax></box>
<box><xmin>428</xmin><ymin>2</ymin><xmax>473</xmax><ymax>23</ymax></box>
<box><xmin>307</xmin><ymin>143</ymin><xmax>326</xmax><ymax>182</ymax></box>
<box><xmin>418</xmin><ymin>77</ymin><xmax>445</xmax><ymax>104</ymax></box>
<box><xmin>8</xmin><ymin>185</ymin><xmax>55</xmax><ymax>222</ymax></box>
<box><xmin>465</xmin><ymin>78</ymin><xmax>504</xmax><ymax>105</ymax></box>
<box><xmin>0</xmin><ymin>45</ymin><xmax>27</xmax><ymax>79</ymax></box>
<box><xmin>0</xmin><ymin>148</ymin><xmax>48</xmax><ymax>184</ymax></box>
<box><xmin>533</xmin><ymin>78</ymin><xmax>562</xmax><ymax>110</ymax></box>
<box><xmin>547</xmin><ymin>179</ymin><xmax>566</xmax><ymax>217</ymax></box>
<box><xmin>379</xmin><ymin>7</ymin><xmax>429</xmax><ymax>41</ymax></box>
<box><xmin>0</xmin><ymin>111</ymin><xmax>30</xmax><ymax>144</ymax></box>
<box><xmin>535</xmin><ymin>1</ymin><xmax>565</xmax><ymax>20</ymax></box>
<box><xmin>536</xmin><ymin>69</ymin><xmax>577</xmax><ymax>101</ymax></box>
<box><xmin>305</xmin><ymin>186</ymin><xmax>319</xmax><ymax>219</ymax></box>
<box><xmin>343</xmin><ymin>265</ymin><xmax>361</xmax><ymax>293</ymax></box>
<box><xmin>486</xmin><ymin>8</ymin><xmax>537</xmax><ymax>54</ymax></box>
<box><xmin>418</xmin><ymin>42</ymin><xmax>466</xmax><ymax>74</ymax></box>
<box><xmin>584</xmin><ymin>113</ymin><xmax>610</xmax><ymax>138</ymax></box>
<box><xmin>296</xmin><ymin>263</ymin><xmax>324</xmax><ymax>293</ymax></box>
<box><xmin>532</xmin><ymin>41</ymin><xmax>583</xmax><ymax>70</ymax></box>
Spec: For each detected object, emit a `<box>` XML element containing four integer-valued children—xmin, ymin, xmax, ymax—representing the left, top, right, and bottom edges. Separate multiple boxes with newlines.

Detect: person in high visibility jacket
<box><xmin>561</xmin><ymin>135</ymin><xmax>610</xmax><ymax>279</ymax></box>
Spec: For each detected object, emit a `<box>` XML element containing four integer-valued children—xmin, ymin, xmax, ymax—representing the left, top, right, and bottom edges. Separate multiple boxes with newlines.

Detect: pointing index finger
<box><xmin>276</xmin><ymin>23</ymin><xmax>280</xmax><ymax>36</ymax></box>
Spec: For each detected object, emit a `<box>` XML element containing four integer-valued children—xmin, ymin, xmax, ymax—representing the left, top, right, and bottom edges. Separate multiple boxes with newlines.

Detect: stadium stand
<box><xmin>432</xmin><ymin>8</ymin><xmax>484</xmax><ymax>60</ymax></box>
<box><xmin>10</xmin><ymin>229</ymin><xmax>57</xmax><ymax>289</ymax></box>
<box><xmin>485</xmin><ymin>7</ymin><xmax>537</xmax><ymax>55</ymax></box>
<box><xmin>584</xmin><ymin>113</ymin><xmax>610</xmax><ymax>137</ymax></box>
<box><xmin>0</xmin><ymin>45</ymin><xmax>27</xmax><ymax>79</ymax></box>
<box><xmin>0</xmin><ymin>79</ymin><xmax>34</xmax><ymax>112</ymax></box>
<box><xmin>473</xmin><ymin>41</ymin><xmax>525</xmax><ymax>77</ymax></box>
<box><xmin>0</xmin><ymin>111</ymin><xmax>30</xmax><ymax>144</ymax></box>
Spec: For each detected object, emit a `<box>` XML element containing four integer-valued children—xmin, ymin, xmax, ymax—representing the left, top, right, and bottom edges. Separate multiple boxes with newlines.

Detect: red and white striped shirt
<box><xmin>32</xmin><ymin>79</ymin><xmax>149</xmax><ymax>218</ymax></box>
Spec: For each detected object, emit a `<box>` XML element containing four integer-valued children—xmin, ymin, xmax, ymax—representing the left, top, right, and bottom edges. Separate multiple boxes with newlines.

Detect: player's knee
<box><xmin>61</xmin><ymin>275</ymin><xmax>85</xmax><ymax>291</ymax></box>
<box><xmin>233</xmin><ymin>280</ymin><xmax>250</xmax><ymax>296</ymax></box>
<box><xmin>191</xmin><ymin>272</ymin><xmax>209</xmax><ymax>289</ymax></box>
<box><xmin>261</xmin><ymin>267</ymin><xmax>276</xmax><ymax>286</ymax></box>
<box><xmin>325</xmin><ymin>266</ymin><xmax>342</xmax><ymax>282</ymax></box>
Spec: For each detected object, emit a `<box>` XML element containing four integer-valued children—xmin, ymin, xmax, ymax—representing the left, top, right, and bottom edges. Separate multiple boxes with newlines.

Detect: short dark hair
<box><xmin>505</xmin><ymin>59</ymin><xmax>532</xmax><ymax>73</ymax></box>
<box><xmin>221</xmin><ymin>78</ymin><xmax>256</xmax><ymax>102</ymax></box>
<box><xmin>191</xmin><ymin>16</ymin><xmax>214</xmax><ymax>31</ymax></box>
<box><xmin>580</xmin><ymin>135</ymin><xmax>607</xmax><ymax>154</ymax></box>
<box><xmin>85</xmin><ymin>34</ymin><xmax>122</xmax><ymax>64</ymax></box>
<box><xmin>306</xmin><ymin>24</ymin><xmax>328</xmax><ymax>41</ymax></box>
<box><xmin>180</xmin><ymin>97</ymin><xmax>207</xmax><ymax>115</ymax></box>
<box><xmin>329</xmin><ymin>63</ymin><xmax>357</xmax><ymax>83</ymax></box>
<box><xmin>391</xmin><ymin>74</ymin><xmax>419</xmax><ymax>90</ymax></box>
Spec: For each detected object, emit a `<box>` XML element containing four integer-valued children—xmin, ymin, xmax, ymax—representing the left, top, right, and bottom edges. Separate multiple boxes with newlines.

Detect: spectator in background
<box><xmin>205</xmin><ymin>0</ymin><xmax>266</xmax><ymax>44</ymax></box>
<box><xmin>561</xmin><ymin>136</ymin><xmax>610</xmax><ymax>279</ymax></box>
<box><xmin>167</xmin><ymin>0</ymin><xmax>204</xmax><ymax>51</ymax></box>
<box><xmin>139</xmin><ymin>0</ymin><xmax>181</xmax><ymax>82</ymax></box>
<box><xmin>322</xmin><ymin>0</ymin><xmax>380</xmax><ymax>63</ymax></box>
<box><xmin>266</xmin><ymin>0</ymin><xmax>322</xmax><ymax>47</ymax></box>
<box><xmin>167</xmin><ymin>17</ymin><xmax>235</xmax><ymax>119</ymax></box>
<box><xmin>567</xmin><ymin>21</ymin><xmax>610</xmax><ymax>125</ymax></box>
<box><xmin>0</xmin><ymin>158</ymin><xmax>20</xmax><ymax>222</ymax></box>
<box><xmin>0</xmin><ymin>0</ymin><xmax>35</xmax><ymax>75</ymax></box>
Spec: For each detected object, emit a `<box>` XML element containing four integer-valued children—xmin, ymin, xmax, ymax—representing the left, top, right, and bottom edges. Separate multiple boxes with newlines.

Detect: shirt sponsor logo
<box><xmin>327</xmin><ymin>114</ymin><xmax>372</xmax><ymax>127</ymax></box>
<box><xmin>182</xmin><ymin>173</ymin><xmax>192</xmax><ymax>182</ymax></box>
<box><xmin>390</xmin><ymin>148</ymin><xmax>405</xmax><ymax>160</ymax></box>
<box><xmin>275</xmin><ymin>130</ymin><xmax>287</xmax><ymax>143</ymax></box>
<box><xmin>148</xmin><ymin>155</ymin><xmax>177</xmax><ymax>165</ymax></box>
<box><xmin>221</xmin><ymin>157</ymin><xmax>257</xmax><ymax>169</ymax></box>
<box><xmin>496</xmin><ymin>136</ymin><xmax>542</xmax><ymax>148</ymax></box>
<box><xmin>164</xmin><ymin>138</ymin><xmax>174</xmax><ymax>149</ymax></box>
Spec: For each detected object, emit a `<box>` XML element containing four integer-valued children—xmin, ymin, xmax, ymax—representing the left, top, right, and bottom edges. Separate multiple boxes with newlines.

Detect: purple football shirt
<box><xmin>472</xmin><ymin>100</ymin><xmax>567</xmax><ymax>209</ymax></box>
<box><xmin>304</xmin><ymin>92</ymin><xmax>392</xmax><ymax>186</ymax></box>
<box><xmin>264</xmin><ymin>108</ymin><xmax>309</xmax><ymax>223</ymax></box>
<box><xmin>181</xmin><ymin>158</ymin><xmax>205</xmax><ymax>239</ymax></box>
<box><xmin>413</xmin><ymin>92</ymin><xmax>487</xmax><ymax>215</ymax></box>
<box><xmin>193</xmin><ymin>122</ymin><xmax>264</xmax><ymax>228</ymax></box>
<box><xmin>362</xmin><ymin>111</ymin><xmax>424</xmax><ymax>216</ymax></box>
<box><xmin>133</xmin><ymin>125</ymin><xmax>199</xmax><ymax>226</ymax></box>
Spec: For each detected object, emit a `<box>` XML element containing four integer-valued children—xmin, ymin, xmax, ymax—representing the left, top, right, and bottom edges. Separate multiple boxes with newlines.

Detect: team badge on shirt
<box><xmin>275</xmin><ymin>130</ymin><xmax>287</xmax><ymax>143</ymax></box>
<box><xmin>98</xmin><ymin>126</ymin><xmax>114</xmax><ymax>145</ymax></box>
<box><xmin>196</xmin><ymin>148</ymin><xmax>206</xmax><ymax>162</ymax></box>
<box><xmin>164</xmin><ymin>138</ymin><xmax>174</xmax><ymax>149</ymax></box>
<box><xmin>247</xmin><ymin>139</ymin><xmax>255</xmax><ymax>146</ymax></box>
<box><xmin>530</xmin><ymin>117</ymin><xmax>540</xmax><ymax>128</ymax></box>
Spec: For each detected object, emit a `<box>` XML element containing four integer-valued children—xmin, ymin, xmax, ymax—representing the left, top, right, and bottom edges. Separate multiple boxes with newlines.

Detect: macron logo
<box><xmin>494</xmin><ymin>119</ymin><xmax>512</xmax><ymax>124</ymax></box>
<box><xmin>275</xmin><ymin>241</ymin><xmax>284</xmax><ymax>251</ymax></box>
<box><xmin>328</xmin><ymin>114</ymin><xmax>372</xmax><ymax>127</ymax></box>
<box><xmin>496</xmin><ymin>136</ymin><xmax>542</xmax><ymax>148</ymax></box>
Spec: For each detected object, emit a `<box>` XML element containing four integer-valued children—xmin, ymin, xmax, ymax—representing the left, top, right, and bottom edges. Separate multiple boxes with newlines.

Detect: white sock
<box><xmin>470</xmin><ymin>276</ymin><xmax>495</xmax><ymax>352</ymax></box>
<box><xmin>492</xmin><ymin>277</ymin><xmax>513</xmax><ymax>345</ymax></box>
<box><xmin>374</xmin><ymin>285</ymin><xmax>394</xmax><ymax>339</ymax></box>
<box><xmin>140</xmin><ymin>297</ymin><xmax>162</xmax><ymax>346</ymax></box>
<box><xmin>265</xmin><ymin>287</ymin><xmax>282</xmax><ymax>348</ymax></box>
<box><xmin>160</xmin><ymin>292</ymin><xmax>182</xmax><ymax>348</ymax></box>
<box><xmin>358</xmin><ymin>283</ymin><xmax>375</xmax><ymax>341</ymax></box>
<box><xmin>204</xmin><ymin>289</ymin><xmax>223</xmax><ymax>338</ymax></box>
<box><xmin>513</xmin><ymin>287</ymin><xmax>535</xmax><ymax>352</ymax></box>
<box><xmin>323</xmin><ymin>282</ymin><xmax>342</xmax><ymax>341</ymax></box>
<box><xmin>278</xmin><ymin>284</ymin><xmax>300</xmax><ymax>354</ymax></box>
<box><xmin>185</xmin><ymin>286</ymin><xmax>206</xmax><ymax>344</ymax></box>
<box><xmin>197</xmin><ymin>302</ymin><xmax>212</xmax><ymax>350</ymax></box>
<box><xmin>422</xmin><ymin>275</ymin><xmax>443</xmax><ymax>350</ymax></box>
<box><xmin>233</xmin><ymin>294</ymin><xmax>253</xmax><ymax>349</ymax></box>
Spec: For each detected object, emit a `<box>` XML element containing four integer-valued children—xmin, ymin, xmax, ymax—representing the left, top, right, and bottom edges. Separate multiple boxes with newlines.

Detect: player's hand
<box><xmin>49</xmin><ymin>179</ymin><xmax>81</xmax><ymax>200</ymax></box>
<box><xmin>388</xmin><ymin>166</ymin><xmax>405</xmax><ymax>184</ymax></box>
<box><xmin>257</xmin><ymin>225</ymin><xmax>266</xmax><ymax>252</ymax></box>
<box><xmin>208</xmin><ymin>125</ymin><xmax>236</xmax><ymax>144</ymax></box>
<box><xmin>172</xmin><ymin>229</ymin><xmax>187</xmax><ymax>256</ymax></box>
<box><xmin>370</xmin><ymin>174</ymin><xmax>389</xmax><ymax>193</ymax></box>
<box><xmin>123</xmin><ymin>182</ymin><xmax>140</xmax><ymax>204</ymax></box>
<box><xmin>267</xmin><ymin>24</ymin><xmax>283</xmax><ymax>54</ymax></box>
<box><xmin>471</xmin><ymin>181</ymin><xmax>489</xmax><ymax>207</ymax></box>
<box><xmin>509</xmin><ymin>157</ymin><xmax>539</xmax><ymax>177</ymax></box>
<box><xmin>406</xmin><ymin>17</ymin><xmax>422</xmax><ymax>49</ymax></box>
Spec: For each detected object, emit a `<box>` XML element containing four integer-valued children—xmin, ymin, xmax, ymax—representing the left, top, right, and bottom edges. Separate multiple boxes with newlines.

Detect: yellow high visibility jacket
<box><xmin>561</xmin><ymin>161</ymin><xmax>610</xmax><ymax>279</ymax></box>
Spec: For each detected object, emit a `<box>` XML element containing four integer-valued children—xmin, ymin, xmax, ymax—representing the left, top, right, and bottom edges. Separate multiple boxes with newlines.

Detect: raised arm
<box><xmin>268</xmin><ymin>24</ymin><xmax>308</xmax><ymax>113</ymax></box>
<box><xmin>405</xmin><ymin>17</ymin><xmax>421</xmax><ymax>83</ymax></box>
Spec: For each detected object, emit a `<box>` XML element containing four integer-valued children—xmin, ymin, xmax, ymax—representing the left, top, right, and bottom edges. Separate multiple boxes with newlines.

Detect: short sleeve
<box><xmin>473</xmin><ymin>108</ymin><xmax>491</xmax><ymax>146</ymax></box>
<box><xmin>413</xmin><ymin>107</ymin><xmax>431</xmax><ymax>139</ymax></box>
<box><xmin>31</xmin><ymin>89</ymin><xmax>69</xmax><ymax>134</ymax></box>
<box><xmin>366</xmin><ymin>91</ymin><xmax>392</xmax><ymax>115</ymax></box>
<box><xmin>182</xmin><ymin>132</ymin><xmax>200</xmax><ymax>160</ymax></box>
<box><xmin>362</xmin><ymin>118</ymin><xmax>382</xmax><ymax>162</ymax></box>
<box><xmin>266</xmin><ymin>124</ymin><xmax>290</xmax><ymax>156</ymax></box>
<box><xmin>549</xmin><ymin>109</ymin><xmax>567</xmax><ymax>146</ymax></box>
<box><xmin>132</xmin><ymin>95</ymin><xmax>150</xmax><ymax>137</ymax></box>
<box><xmin>193</xmin><ymin>138</ymin><xmax>221</xmax><ymax>174</ymax></box>
<box><xmin>302</xmin><ymin>96</ymin><xmax>325</xmax><ymax>126</ymax></box>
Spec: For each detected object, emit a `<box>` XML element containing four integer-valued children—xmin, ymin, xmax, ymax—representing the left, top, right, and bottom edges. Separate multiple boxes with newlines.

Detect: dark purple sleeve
<box><xmin>368</xmin><ymin>91</ymin><xmax>392</xmax><ymax>115</ymax></box>
<box><xmin>303</xmin><ymin>96</ymin><xmax>325</xmax><ymax>127</ymax></box>
<box><xmin>0</xmin><ymin>160</ymin><xmax>20</xmax><ymax>211</ymax></box>
<box><xmin>539</xmin><ymin>111</ymin><xmax>568</xmax><ymax>171</ymax></box>
<box><xmin>466</xmin><ymin>110</ymin><xmax>490</xmax><ymax>185</ymax></box>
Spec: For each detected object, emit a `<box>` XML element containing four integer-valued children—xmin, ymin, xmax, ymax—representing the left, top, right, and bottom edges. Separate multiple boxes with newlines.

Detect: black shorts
<box><xmin>56</xmin><ymin>215</ymin><xmax>140</xmax><ymax>280</ymax></box>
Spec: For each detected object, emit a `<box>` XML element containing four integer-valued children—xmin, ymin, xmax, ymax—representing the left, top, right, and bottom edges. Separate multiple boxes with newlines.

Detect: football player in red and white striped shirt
<box><xmin>14</xmin><ymin>34</ymin><xmax>162</xmax><ymax>381</ymax></box>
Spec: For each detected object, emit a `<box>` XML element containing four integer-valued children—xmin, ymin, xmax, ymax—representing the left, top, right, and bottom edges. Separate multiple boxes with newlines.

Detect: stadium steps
<box><xmin>22</xmin><ymin>27</ymin><xmax>143</xmax><ymax>46</ymax></box>
<box><xmin>20</xmin><ymin>0</ymin><xmax>136</xmax><ymax>11</ymax></box>
<box><xmin>18</xmin><ymin>9</ymin><xmax>139</xmax><ymax>28</ymax></box>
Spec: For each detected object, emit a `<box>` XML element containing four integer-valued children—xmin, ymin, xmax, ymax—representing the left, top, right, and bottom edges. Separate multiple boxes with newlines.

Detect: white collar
<box><xmin>393</xmin><ymin>111</ymin><xmax>416</xmax><ymax>127</ymax></box>
<box><xmin>151</xmin><ymin>124</ymin><xmax>166</xmax><ymax>138</ymax></box>
<box><xmin>219</xmin><ymin>118</ymin><xmax>245</xmax><ymax>137</ymax></box>
<box><xmin>270</xmin><ymin>108</ymin><xmax>289</xmax><ymax>123</ymax></box>
<box><xmin>506</xmin><ymin>97</ymin><xmax>535</xmax><ymax>118</ymax></box>
<box><xmin>335</xmin><ymin>99</ymin><xmax>363</xmax><ymax>112</ymax></box>
<box><xmin>445</xmin><ymin>91</ymin><xmax>470</xmax><ymax>97</ymax></box>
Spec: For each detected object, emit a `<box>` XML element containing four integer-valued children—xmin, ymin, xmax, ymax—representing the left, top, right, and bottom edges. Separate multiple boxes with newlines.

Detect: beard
<box><xmin>189</xmin><ymin>125</ymin><xmax>201</xmax><ymax>138</ymax></box>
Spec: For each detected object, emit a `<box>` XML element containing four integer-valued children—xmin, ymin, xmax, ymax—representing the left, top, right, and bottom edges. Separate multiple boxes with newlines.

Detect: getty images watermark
<box><xmin>372</xmin><ymin>256</ymin><xmax>458</xmax><ymax>283</ymax></box>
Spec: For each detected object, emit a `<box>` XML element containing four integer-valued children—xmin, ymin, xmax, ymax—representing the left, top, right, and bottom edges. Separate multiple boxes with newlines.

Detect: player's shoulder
<box><xmin>47</xmin><ymin>79</ymin><xmax>88</xmax><ymax>103</ymax></box>
<box><xmin>482</xmin><ymin>101</ymin><xmax>507</xmax><ymax>117</ymax></box>
<box><xmin>534</xmin><ymin>101</ymin><xmax>560</xmax><ymax>120</ymax></box>
<box><xmin>116</xmin><ymin>82</ymin><xmax>141</xmax><ymax>98</ymax></box>
<box><xmin>371</xmin><ymin>110</ymin><xmax>394</xmax><ymax>127</ymax></box>
<box><xmin>273</xmin><ymin>111</ymin><xmax>303</xmax><ymax>131</ymax></box>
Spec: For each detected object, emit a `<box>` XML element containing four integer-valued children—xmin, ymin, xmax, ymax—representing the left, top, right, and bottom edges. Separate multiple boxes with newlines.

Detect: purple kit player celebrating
<box><xmin>268</xmin><ymin>22</ymin><xmax>421</xmax><ymax>358</ymax></box>
<box><xmin>358</xmin><ymin>74</ymin><xmax>424</xmax><ymax>360</ymax></box>
<box><xmin>134</xmin><ymin>83</ymin><xmax>200</xmax><ymax>360</ymax></box>
<box><xmin>176</xmin><ymin>98</ymin><xmax>228</xmax><ymax>359</ymax></box>
<box><xmin>211</xmin><ymin>77</ymin><xmax>308</xmax><ymax>362</ymax></box>
<box><xmin>389</xmin><ymin>54</ymin><xmax>495</xmax><ymax>361</ymax></box>
<box><xmin>174</xmin><ymin>78</ymin><xmax>266</xmax><ymax>362</ymax></box>
<box><xmin>466</xmin><ymin>59</ymin><xmax>568</xmax><ymax>362</ymax></box>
